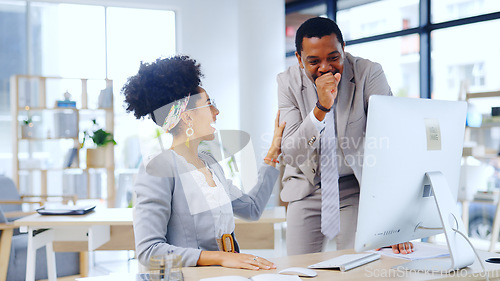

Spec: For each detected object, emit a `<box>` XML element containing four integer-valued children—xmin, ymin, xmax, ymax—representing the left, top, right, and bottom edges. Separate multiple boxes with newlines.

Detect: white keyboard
<box><xmin>309</xmin><ymin>253</ymin><xmax>381</xmax><ymax>271</ymax></box>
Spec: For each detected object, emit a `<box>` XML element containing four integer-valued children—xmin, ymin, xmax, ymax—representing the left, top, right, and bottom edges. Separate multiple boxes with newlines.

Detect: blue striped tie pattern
<box><xmin>320</xmin><ymin>109</ymin><xmax>340</xmax><ymax>240</ymax></box>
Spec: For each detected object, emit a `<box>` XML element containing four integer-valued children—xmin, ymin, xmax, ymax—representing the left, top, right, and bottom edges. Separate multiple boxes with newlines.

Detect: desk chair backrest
<box><xmin>0</xmin><ymin>175</ymin><xmax>22</xmax><ymax>214</ymax></box>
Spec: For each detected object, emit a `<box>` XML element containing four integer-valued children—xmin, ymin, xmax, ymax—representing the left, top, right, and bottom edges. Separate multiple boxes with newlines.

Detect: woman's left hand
<box><xmin>265</xmin><ymin>110</ymin><xmax>286</xmax><ymax>166</ymax></box>
<box><xmin>272</xmin><ymin>110</ymin><xmax>286</xmax><ymax>155</ymax></box>
<box><xmin>219</xmin><ymin>252</ymin><xmax>276</xmax><ymax>270</ymax></box>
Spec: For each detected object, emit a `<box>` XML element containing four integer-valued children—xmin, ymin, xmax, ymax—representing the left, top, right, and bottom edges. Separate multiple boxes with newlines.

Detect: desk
<box><xmin>77</xmin><ymin>244</ymin><xmax>500</xmax><ymax>281</ymax></box>
<box><xmin>234</xmin><ymin>206</ymin><xmax>286</xmax><ymax>256</ymax></box>
<box><xmin>14</xmin><ymin>208</ymin><xmax>134</xmax><ymax>281</ymax></box>
<box><xmin>14</xmin><ymin>207</ymin><xmax>285</xmax><ymax>281</ymax></box>
<box><xmin>181</xmin><ymin>244</ymin><xmax>500</xmax><ymax>281</ymax></box>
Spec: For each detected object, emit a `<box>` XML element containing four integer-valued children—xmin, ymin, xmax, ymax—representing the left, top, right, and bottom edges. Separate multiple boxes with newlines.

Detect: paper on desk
<box><xmin>371</xmin><ymin>242</ymin><xmax>450</xmax><ymax>261</ymax></box>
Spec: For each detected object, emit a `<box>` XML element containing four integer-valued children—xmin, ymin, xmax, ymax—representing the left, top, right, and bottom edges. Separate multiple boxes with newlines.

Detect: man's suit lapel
<box><xmin>336</xmin><ymin>58</ymin><xmax>355</xmax><ymax>141</ymax></box>
<box><xmin>299</xmin><ymin>67</ymin><xmax>318</xmax><ymax>114</ymax></box>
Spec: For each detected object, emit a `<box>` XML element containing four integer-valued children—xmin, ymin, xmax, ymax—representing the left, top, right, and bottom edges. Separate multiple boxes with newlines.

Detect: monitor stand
<box><xmin>393</xmin><ymin>171</ymin><xmax>475</xmax><ymax>273</ymax></box>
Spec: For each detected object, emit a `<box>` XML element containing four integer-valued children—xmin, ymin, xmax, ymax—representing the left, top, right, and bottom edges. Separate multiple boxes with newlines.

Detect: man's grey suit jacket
<box><xmin>278</xmin><ymin>52</ymin><xmax>392</xmax><ymax>202</ymax></box>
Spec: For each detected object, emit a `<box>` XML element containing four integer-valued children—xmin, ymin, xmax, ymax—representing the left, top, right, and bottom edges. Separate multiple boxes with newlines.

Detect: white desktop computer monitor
<box><xmin>354</xmin><ymin>95</ymin><xmax>475</xmax><ymax>272</ymax></box>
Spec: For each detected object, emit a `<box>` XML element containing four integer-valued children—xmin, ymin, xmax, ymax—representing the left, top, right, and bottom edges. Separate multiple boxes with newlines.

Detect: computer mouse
<box><xmin>278</xmin><ymin>267</ymin><xmax>318</xmax><ymax>277</ymax></box>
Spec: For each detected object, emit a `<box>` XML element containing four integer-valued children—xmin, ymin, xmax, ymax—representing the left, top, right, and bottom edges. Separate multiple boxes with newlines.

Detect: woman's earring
<box><xmin>185</xmin><ymin>123</ymin><xmax>194</xmax><ymax>148</ymax></box>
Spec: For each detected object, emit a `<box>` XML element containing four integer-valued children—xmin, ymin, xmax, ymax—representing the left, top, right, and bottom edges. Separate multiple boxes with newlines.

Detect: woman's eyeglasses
<box><xmin>185</xmin><ymin>99</ymin><xmax>217</xmax><ymax>111</ymax></box>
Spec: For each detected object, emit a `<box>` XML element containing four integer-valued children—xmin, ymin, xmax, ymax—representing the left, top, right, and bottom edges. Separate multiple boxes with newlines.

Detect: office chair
<box><xmin>0</xmin><ymin>175</ymin><xmax>80</xmax><ymax>281</ymax></box>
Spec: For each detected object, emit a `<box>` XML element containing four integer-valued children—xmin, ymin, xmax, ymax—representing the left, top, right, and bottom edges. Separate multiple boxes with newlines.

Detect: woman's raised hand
<box><xmin>264</xmin><ymin>110</ymin><xmax>286</xmax><ymax>167</ymax></box>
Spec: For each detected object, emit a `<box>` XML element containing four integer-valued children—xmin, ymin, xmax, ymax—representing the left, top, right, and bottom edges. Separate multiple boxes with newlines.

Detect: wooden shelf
<box><xmin>18</xmin><ymin>167</ymin><xmax>110</xmax><ymax>172</ymax></box>
<box><xmin>79</xmin><ymin>108</ymin><xmax>113</xmax><ymax>112</ymax></box>
<box><xmin>19</xmin><ymin>168</ymin><xmax>80</xmax><ymax>172</ymax></box>
<box><xmin>18</xmin><ymin>107</ymin><xmax>78</xmax><ymax>111</ymax></box>
<box><xmin>466</xmin><ymin>91</ymin><xmax>500</xmax><ymax>100</ymax></box>
<box><xmin>464</xmin><ymin>90</ymin><xmax>500</xmax><ymax>153</ymax></box>
<box><xmin>18</xmin><ymin>137</ymin><xmax>79</xmax><ymax>141</ymax></box>
<box><xmin>11</xmin><ymin>75</ymin><xmax>116</xmax><ymax>207</ymax></box>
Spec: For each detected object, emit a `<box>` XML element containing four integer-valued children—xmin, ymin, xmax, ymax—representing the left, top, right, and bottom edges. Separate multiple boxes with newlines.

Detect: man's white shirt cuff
<box><xmin>309</xmin><ymin>110</ymin><xmax>325</xmax><ymax>133</ymax></box>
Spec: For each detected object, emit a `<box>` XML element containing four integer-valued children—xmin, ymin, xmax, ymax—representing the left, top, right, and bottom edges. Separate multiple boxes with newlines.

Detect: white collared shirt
<box><xmin>309</xmin><ymin>109</ymin><xmax>354</xmax><ymax>177</ymax></box>
<box><xmin>174</xmin><ymin>152</ymin><xmax>235</xmax><ymax>238</ymax></box>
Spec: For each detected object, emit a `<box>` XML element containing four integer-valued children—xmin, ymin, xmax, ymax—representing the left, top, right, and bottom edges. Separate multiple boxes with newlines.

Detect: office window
<box><xmin>0</xmin><ymin>1</ymin><xmax>26</xmax><ymax>175</ymax></box>
<box><xmin>286</xmin><ymin>0</ymin><xmax>500</xmax><ymax>99</ymax></box>
<box><xmin>107</xmin><ymin>7</ymin><xmax>176</xmax><ymax>169</ymax></box>
<box><xmin>432</xmin><ymin>19</ymin><xmax>500</xmax><ymax>100</ymax></box>
<box><xmin>285</xmin><ymin>4</ymin><xmax>326</xmax><ymax>67</ymax></box>
<box><xmin>0</xmin><ymin>2</ymin><xmax>26</xmax><ymax>110</ymax></box>
<box><xmin>0</xmin><ymin>1</ymin><xmax>26</xmax><ymax>112</ymax></box>
<box><xmin>30</xmin><ymin>3</ymin><xmax>106</xmax><ymax>78</ymax></box>
<box><xmin>0</xmin><ymin>1</ymin><xmax>176</xmax><ymax>179</ymax></box>
<box><xmin>432</xmin><ymin>0</ymin><xmax>500</xmax><ymax>23</ymax></box>
<box><xmin>447</xmin><ymin>63</ymin><xmax>485</xmax><ymax>90</ymax></box>
<box><xmin>107</xmin><ymin>7</ymin><xmax>176</xmax><ymax>82</ymax></box>
<box><xmin>337</xmin><ymin>0</ymin><xmax>419</xmax><ymax>41</ymax></box>
<box><xmin>345</xmin><ymin>34</ymin><xmax>420</xmax><ymax>98</ymax></box>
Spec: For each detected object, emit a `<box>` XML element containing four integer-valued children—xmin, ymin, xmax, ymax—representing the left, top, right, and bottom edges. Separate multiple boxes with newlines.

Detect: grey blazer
<box><xmin>278</xmin><ymin>52</ymin><xmax>392</xmax><ymax>202</ymax></box>
<box><xmin>133</xmin><ymin>150</ymin><xmax>279</xmax><ymax>267</ymax></box>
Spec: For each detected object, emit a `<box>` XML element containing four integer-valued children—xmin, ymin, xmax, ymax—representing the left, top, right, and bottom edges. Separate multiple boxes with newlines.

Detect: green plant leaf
<box><xmin>81</xmin><ymin>120</ymin><xmax>116</xmax><ymax>148</ymax></box>
<box><xmin>91</xmin><ymin>129</ymin><xmax>116</xmax><ymax>147</ymax></box>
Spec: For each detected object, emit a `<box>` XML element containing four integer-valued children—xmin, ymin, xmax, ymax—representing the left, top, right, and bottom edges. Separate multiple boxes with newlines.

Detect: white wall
<box><xmin>8</xmin><ymin>0</ymin><xmax>286</xmax><ymax>186</ymax></box>
<box><xmin>177</xmin><ymin>0</ymin><xmax>285</xmax><ymax>191</ymax></box>
<box><xmin>172</xmin><ymin>0</ymin><xmax>285</xmax><ymax>162</ymax></box>
<box><xmin>166</xmin><ymin>0</ymin><xmax>285</xmax><ymax>188</ymax></box>
<box><xmin>237</xmin><ymin>0</ymin><xmax>285</xmax><ymax>191</ymax></box>
<box><xmin>238</xmin><ymin>0</ymin><xmax>285</xmax><ymax>160</ymax></box>
<box><xmin>134</xmin><ymin>0</ymin><xmax>285</xmax><ymax>184</ymax></box>
<box><xmin>173</xmin><ymin>0</ymin><xmax>241</xmax><ymax>132</ymax></box>
<box><xmin>156</xmin><ymin>0</ymin><xmax>286</xmax><ymax>190</ymax></box>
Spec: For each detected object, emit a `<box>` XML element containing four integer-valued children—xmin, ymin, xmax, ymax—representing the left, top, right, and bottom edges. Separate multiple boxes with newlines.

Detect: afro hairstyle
<box><xmin>122</xmin><ymin>55</ymin><xmax>203</xmax><ymax>123</ymax></box>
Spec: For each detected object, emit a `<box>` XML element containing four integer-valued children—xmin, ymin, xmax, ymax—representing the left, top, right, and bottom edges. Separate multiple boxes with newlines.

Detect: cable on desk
<box><xmin>417</xmin><ymin>226</ymin><xmax>442</xmax><ymax>230</ymax></box>
<box><xmin>452</xmin><ymin>227</ymin><xmax>489</xmax><ymax>281</ymax></box>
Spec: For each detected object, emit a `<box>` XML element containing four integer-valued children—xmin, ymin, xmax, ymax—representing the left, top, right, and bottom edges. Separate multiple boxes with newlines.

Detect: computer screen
<box><xmin>354</xmin><ymin>96</ymin><xmax>475</xmax><ymax>272</ymax></box>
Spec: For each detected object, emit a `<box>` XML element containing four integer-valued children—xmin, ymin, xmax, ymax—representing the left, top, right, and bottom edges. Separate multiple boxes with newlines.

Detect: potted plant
<box><xmin>82</xmin><ymin>119</ymin><xmax>116</xmax><ymax>168</ymax></box>
<box><xmin>21</xmin><ymin>116</ymin><xmax>34</xmax><ymax>138</ymax></box>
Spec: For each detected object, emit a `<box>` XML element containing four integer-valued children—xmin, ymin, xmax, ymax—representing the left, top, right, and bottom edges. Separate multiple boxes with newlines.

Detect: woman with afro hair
<box><xmin>123</xmin><ymin>55</ymin><xmax>285</xmax><ymax>270</ymax></box>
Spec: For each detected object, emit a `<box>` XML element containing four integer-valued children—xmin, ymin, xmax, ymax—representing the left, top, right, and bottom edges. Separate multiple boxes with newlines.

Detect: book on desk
<box><xmin>36</xmin><ymin>204</ymin><xmax>96</xmax><ymax>215</ymax></box>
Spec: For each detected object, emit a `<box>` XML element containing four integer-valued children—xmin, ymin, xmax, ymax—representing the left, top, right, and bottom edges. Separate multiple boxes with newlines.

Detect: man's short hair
<box><xmin>295</xmin><ymin>17</ymin><xmax>345</xmax><ymax>54</ymax></box>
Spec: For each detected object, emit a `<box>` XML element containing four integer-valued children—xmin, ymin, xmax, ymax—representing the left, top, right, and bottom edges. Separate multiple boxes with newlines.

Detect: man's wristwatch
<box><xmin>316</xmin><ymin>100</ymin><xmax>331</xmax><ymax>112</ymax></box>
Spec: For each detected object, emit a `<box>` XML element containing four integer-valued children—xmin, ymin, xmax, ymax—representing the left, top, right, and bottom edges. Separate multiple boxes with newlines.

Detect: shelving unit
<box><xmin>463</xmin><ymin>89</ymin><xmax>500</xmax><ymax>252</ymax></box>
<box><xmin>464</xmin><ymin>90</ymin><xmax>500</xmax><ymax>156</ymax></box>
<box><xmin>10</xmin><ymin>75</ymin><xmax>116</xmax><ymax>207</ymax></box>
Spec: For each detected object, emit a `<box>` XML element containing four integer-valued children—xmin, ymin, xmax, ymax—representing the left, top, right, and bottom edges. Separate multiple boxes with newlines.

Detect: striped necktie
<box><xmin>320</xmin><ymin>109</ymin><xmax>340</xmax><ymax>240</ymax></box>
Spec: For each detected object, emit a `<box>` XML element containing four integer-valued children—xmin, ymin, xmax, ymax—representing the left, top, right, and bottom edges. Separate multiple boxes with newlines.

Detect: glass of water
<box><xmin>148</xmin><ymin>254</ymin><xmax>183</xmax><ymax>281</ymax></box>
